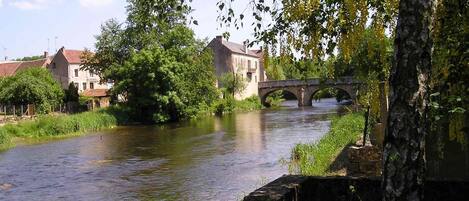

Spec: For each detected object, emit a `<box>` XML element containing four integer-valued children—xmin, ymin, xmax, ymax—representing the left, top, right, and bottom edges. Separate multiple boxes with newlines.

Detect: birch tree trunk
<box><xmin>382</xmin><ymin>0</ymin><xmax>434</xmax><ymax>200</ymax></box>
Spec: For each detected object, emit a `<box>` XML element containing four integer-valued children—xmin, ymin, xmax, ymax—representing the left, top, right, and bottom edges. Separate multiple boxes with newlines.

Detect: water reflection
<box><xmin>0</xmin><ymin>99</ymin><xmax>343</xmax><ymax>201</ymax></box>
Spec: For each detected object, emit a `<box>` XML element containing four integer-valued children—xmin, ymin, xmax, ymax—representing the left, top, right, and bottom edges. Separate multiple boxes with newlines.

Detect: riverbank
<box><xmin>0</xmin><ymin>98</ymin><xmax>263</xmax><ymax>150</ymax></box>
<box><xmin>289</xmin><ymin>112</ymin><xmax>364</xmax><ymax>175</ymax></box>
<box><xmin>0</xmin><ymin>107</ymin><xmax>130</xmax><ymax>150</ymax></box>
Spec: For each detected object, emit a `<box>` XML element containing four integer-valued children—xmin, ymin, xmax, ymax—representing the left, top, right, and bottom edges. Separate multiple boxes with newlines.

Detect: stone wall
<box><xmin>244</xmin><ymin>175</ymin><xmax>469</xmax><ymax>201</ymax></box>
<box><xmin>347</xmin><ymin>145</ymin><xmax>382</xmax><ymax>176</ymax></box>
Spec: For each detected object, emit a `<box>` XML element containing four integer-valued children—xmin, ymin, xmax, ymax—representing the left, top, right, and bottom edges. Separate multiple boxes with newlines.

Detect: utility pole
<box><xmin>1</xmin><ymin>45</ymin><xmax>6</xmax><ymax>61</ymax></box>
<box><xmin>47</xmin><ymin>38</ymin><xmax>50</xmax><ymax>53</ymax></box>
<box><xmin>54</xmin><ymin>36</ymin><xmax>58</xmax><ymax>52</ymax></box>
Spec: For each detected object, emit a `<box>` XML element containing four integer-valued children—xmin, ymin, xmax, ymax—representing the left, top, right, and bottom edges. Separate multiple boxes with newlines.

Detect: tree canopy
<box><xmin>0</xmin><ymin>68</ymin><xmax>64</xmax><ymax>113</ymax></box>
<box><xmin>82</xmin><ymin>0</ymin><xmax>219</xmax><ymax>123</ymax></box>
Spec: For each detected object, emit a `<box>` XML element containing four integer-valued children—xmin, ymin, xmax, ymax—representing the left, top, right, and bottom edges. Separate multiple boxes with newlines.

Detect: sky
<box><xmin>0</xmin><ymin>0</ymin><xmax>259</xmax><ymax>60</ymax></box>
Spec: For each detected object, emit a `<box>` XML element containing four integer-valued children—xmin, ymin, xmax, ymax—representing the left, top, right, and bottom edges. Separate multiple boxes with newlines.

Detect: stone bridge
<box><xmin>258</xmin><ymin>77</ymin><xmax>361</xmax><ymax>107</ymax></box>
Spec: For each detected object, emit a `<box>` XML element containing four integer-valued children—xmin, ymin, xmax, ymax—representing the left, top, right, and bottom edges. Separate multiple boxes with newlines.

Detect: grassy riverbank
<box><xmin>289</xmin><ymin>112</ymin><xmax>364</xmax><ymax>175</ymax></box>
<box><xmin>0</xmin><ymin>97</ymin><xmax>264</xmax><ymax>149</ymax></box>
<box><xmin>0</xmin><ymin>106</ymin><xmax>131</xmax><ymax>149</ymax></box>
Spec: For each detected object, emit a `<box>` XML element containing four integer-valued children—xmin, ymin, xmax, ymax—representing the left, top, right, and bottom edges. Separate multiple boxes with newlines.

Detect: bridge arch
<box><xmin>306</xmin><ymin>86</ymin><xmax>354</xmax><ymax>106</ymax></box>
<box><xmin>259</xmin><ymin>88</ymin><xmax>299</xmax><ymax>107</ymax></box>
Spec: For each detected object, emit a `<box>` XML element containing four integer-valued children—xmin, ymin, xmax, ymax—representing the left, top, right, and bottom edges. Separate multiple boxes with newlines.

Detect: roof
<box><xmin>17</xmin><ymin>58</ymin><xmax>50</xmax><ymax>72</ymax></box>
<box><xmin>63</xmin><ymin>49</ymin><xmax>85</xmax><ymax>64</ymax></box>
<box><xmin>0</xmin><ymin>62</ymin><xmax>22</xmax><ymax>77</ymax></box>
<box><xmin>82</xmin><ymin>89</ymin><xmax>109</xmax><ymax>97</ymax></box>
<box><xmin>220</xmin><ymin>40</ymin><xmax>261</xmax><ymax>58</ymax></box>
<box><xmin>0</xmin><ymin>58</ymin><xmax>50</xmax><ymax>77</ymax></box>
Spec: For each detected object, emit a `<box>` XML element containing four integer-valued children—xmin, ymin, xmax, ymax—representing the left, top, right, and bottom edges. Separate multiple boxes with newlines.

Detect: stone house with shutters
<box><xmin>48</xmin><ymin>47</ymin><xmax>109</xmax><ymax>92</ymax></box>
<box><xmin>207</xmin><ymin>36</ymin><xmax>267</xmax><ymax>100</ymax></box>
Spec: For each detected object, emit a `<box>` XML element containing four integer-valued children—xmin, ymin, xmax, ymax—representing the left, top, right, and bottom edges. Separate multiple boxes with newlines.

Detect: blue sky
<box><xmin>0</xmin><ymin>0</ymin><xmax>258</xmax><ymax>60</ymax></box>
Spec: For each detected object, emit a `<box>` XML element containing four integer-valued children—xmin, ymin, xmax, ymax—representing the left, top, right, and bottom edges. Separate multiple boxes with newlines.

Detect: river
<box><xmin>0</xmin><ymin>99</ymin><xmax>345</xmax><ymax>201</ymax></box>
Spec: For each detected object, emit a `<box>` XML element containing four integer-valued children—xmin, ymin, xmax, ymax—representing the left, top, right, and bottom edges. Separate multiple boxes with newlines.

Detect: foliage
<box><xmin>219</xmin><ymin>72</ymin><xmax>247</xmax><ymax>98</ymax></box>
<box><xmin>217</xmin><ymin>0</ymin><xmax>398</xmax><ymax>61</ymax></box>
<box><xmin>265</xmin><ymin>91</ymin><xmax>285</xmax><ymax>108</ymax></box>
<box><xmin>290</xmin><ymin>112</ymin><xmax>364</xmax><ymax>175</ymax></box>
<box><xmin>82</xmin><ymin>1</ymin><xmax>219</xmax><ymax>123</ymax></box>
<box><xmin>15</xmin><ymin>55</ymin><xmax>43</xmax><ymax>61</ymax></box>
<box><xmin>0</xmin><ymin>68</ymin><xmax>64</xmax><ymax>113</ymax></box>
<box><xmin>64</xmin><ymin>82</ymin><xmax>79</xmax><ymax>102</ymax></box>
<box><xmin>430</xmin><ymin>0</ymin><xmax>468</xmax><ymax>146</ymax></box>
<box><xmin>0</xmin><ymin>106</ymin><xmax>131</xmax><ymax>147</ymax></box>
<box><xmin>213</xmin><ymin>95</ymin><xmax>263</xmax><ymax>115</ymax></box>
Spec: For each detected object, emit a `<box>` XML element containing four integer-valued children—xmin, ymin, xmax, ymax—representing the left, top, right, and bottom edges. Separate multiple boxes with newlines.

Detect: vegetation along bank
<box><xmin>289</xmin><ymin>112</ymin><xmax>365</xmax><ymax>176</ymax></box>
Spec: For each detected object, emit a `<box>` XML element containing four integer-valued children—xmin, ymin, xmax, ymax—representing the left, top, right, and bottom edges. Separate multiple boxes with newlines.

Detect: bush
<box><xmin>0</xmin><ymin>68</ymin><xmax>64</xmax><ymax>114</ymax></box>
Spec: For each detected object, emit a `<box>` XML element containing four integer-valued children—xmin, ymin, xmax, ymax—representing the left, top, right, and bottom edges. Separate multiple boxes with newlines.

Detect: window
<box><xmin>74</xmin><ymin>69</ymin><xmax>79</xmax><ymax>77</ymax></box>
<box><xmin>255</xmin><ymin>61</ymin><xmax>258</xmax><ymax>68</ymax></box>
<box><xmin>247</xmin><ymin>72</ymin><xmax>252</xmax><ymax>82</ymax></box>
<box><xmin>255</xmin><ymin>75</ymin><xmax>257</xmax><ymax>82</ymax></box>
<box><xmin>89</xmin><ymin>70</ymin><xmax>95</xmax><ymax>77</ymax></box>
<box><xmin>82</xmin><ymin>82</ymin><xmax>87</xmax><ymax>90</ymax></box>
<box><xmin>248</xmin><ymin>60</ymin><xmax>251</xmax><ymax>68</ymax></box>
<box><xmin>52</xmin><ymin>62</ymin><xmax>56</xmax><ymax>69</ymax></box>
<box><xmin>90</xmin><ymin>82</ymin><xmax>94</xmax><ymax>89</ymax></box>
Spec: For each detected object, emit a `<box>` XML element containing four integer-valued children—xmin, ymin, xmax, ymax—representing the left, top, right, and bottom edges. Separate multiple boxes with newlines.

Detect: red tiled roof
<box><xmin>0</xmin><ymin>62</ymin><xmax>22</xmax><ymax>77</ymax></box>
<box><xmin>63</xmin><ymin>49</ymin><xmax>85</xmax><ymax>64</ymax></box>
<box><xmin>16</xmin><ymin>58</ymin><xmax>50</xmax><ymax>72</ymax></box>
<box><xmin>82</xmin><ymin>89</ymin><xmax>109</xmax><ymax>97</ymax></box>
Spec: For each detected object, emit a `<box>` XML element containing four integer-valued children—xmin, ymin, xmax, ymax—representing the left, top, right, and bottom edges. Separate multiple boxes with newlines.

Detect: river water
<box><xmin>0</xmin><ymin>99</ymin><xmax>344</xmax><ymax>201</ymax></box>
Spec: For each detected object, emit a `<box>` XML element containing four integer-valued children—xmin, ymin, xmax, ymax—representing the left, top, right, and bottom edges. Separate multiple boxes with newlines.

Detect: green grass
<box><xmin>290</xmin><ymin>112</ymin><xmax>365</xmax><ymax>175</ymax></box>
<box><xmin>0</xmin><ymin>106</ymin><xmax>130</xmax><ymax>148</ymax></box>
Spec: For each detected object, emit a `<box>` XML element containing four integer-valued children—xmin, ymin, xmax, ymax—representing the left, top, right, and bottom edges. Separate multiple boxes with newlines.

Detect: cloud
<box><xmin>79</xmin><ymin>0</ymin><xmax>112</xmax><ymax>8</ymax></box>
<box><xmin>9</xmin><ymin>0</ymin><xmax>55</xmax><ymax>10</ymax></box>
<box><xmin>0</xmin><ymin>0</ymin><xmax>3</xmax><ymax>7</ymax></box>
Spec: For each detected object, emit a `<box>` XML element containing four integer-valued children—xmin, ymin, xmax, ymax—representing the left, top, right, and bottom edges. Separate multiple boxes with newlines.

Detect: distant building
<box><xmin>48</xmin><ymin>47</ymin><xmax>109</xmax><ymax>92</ymax></box>
<box><xmin>207</xmin><ymin>35</ymin><xmax>267</xmax><ymax>100</ymax></box>
<box><xmin>81</xmin><ymin>89</ymin><xmax>111</xmax><ymax>110</ymax></box>
<box><xmin>0</xmin><ymin>52</ymin><xmax>52</xmax><ymax>77</ymax></box>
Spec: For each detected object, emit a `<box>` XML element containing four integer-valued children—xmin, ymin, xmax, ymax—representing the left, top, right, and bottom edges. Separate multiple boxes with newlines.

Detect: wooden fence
<box><xmin>0</xmin><ymin>103</ymin><xmax>79</xmax><ymax>124</ymax></box>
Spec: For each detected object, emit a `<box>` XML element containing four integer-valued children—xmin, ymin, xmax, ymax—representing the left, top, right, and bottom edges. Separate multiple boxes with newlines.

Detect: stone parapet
<box><xmin>244</xmin><ymin>175</ymin><xmax>469</xmax><ymax>201</ymax></box>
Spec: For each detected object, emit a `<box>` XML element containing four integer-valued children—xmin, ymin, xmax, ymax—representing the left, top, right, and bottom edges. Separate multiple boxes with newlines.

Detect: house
<box><xmin>207</xmin><ymin>36</ymin><xmax>267</xmax><ymax>100</ymax></box>
<box><xmin>81</xmin><ymin>89</ymin><xmax>111</xmax><ymax>110</ymax></box>
<box><xmin>48</xmin><ymin>47</ymin><xmax>109</xmax><ymax>92</ymax></box>
<box><xmin>0</xmin><ymin>52</ymin><xmax>52</xmax><ymax>77</ymax></box>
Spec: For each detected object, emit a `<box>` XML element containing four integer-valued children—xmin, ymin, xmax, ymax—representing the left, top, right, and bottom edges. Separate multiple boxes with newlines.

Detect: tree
<box><xmin>0</xmin><ymin>68</ymin><xmax>64</xmax><ymax>113</ymax></box>
<box><xmin>15</xmin><ymin>55</ymin><xmax>43</xmax><ymax>61</ymax></box>
<box><xmin>217</xmin><ymin>0</ymin><xmax>435</xmax><ymax>200</ymax></box>
<box><xmin>82</xmin><ymin>0</ymin><xmax>218</xmax><ymax>123</ymax></box>
<box><xmin>64</xmin><ymin>82</ymin><xmax>79</xmax><ymax>103</ymax></box>
<box><xmin>219</xmin><ymin>72</ymin><xmax>247</xmax><ymax>98</ymax></box>
<box><xmin>382</xmin><ymin>0</ymin><xmax>433</xmax><ymax>200</ymax></box>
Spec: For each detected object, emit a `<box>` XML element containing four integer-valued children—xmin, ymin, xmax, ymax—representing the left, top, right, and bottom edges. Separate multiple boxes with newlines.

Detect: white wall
<box><xmin>231</xmin><ymin>54</ymin><xmax>261</xmax><ymax>100</ymax></box>
<box><xmin>68</xmin><ymin>64</ymin><xmax>108</xmax><ymax>92</ymax></box>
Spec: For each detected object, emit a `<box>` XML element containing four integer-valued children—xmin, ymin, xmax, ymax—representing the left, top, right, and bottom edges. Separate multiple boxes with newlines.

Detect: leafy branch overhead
<box><xmin>217</xmin><ymin>0</ymin><xmax>398</xmax><ymax>60</ymax></box>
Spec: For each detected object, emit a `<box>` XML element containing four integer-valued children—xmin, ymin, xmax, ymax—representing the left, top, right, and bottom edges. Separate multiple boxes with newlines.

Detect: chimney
<box><xmin>243</xmin><ymin>40</ymin><xmax>249</xmax><ymax>54</ymax></box>
<box><xmin>216</xmin><ymin>35</ymin><xmax>223</xmax><ymax>42</ymax></box>
<box><xmin>44</xmin><ymin>51</ymin><xmax>49</xmax><ymax>58</ymax></box>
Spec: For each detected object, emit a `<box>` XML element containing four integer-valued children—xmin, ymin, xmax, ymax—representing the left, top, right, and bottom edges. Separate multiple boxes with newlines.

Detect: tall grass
<box><xmin>0</xmin><ymin>106</ymin><xmax>130</xmax><ymax>147</ymax></box>
<box><xmin>290</xmin><ymin>112</ymin><xmax>365</xmax><ymax>175</ymax></box>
